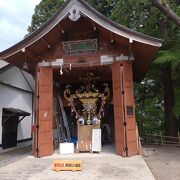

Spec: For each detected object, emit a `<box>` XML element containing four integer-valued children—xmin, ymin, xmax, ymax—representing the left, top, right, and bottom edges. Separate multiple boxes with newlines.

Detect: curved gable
<box><xmin>0</xmin><ymin>0</ymin><xmax>163</xmax><ymax>59</ymax></box>
<box><xmin>0</xmin><ymin>0</ymin><xmax>163</xmax><ymax>81</ymax></box>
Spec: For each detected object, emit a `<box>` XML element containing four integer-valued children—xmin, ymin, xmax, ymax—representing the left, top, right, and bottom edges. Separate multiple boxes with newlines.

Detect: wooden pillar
<box><xmin>112</xmin><ymin>61</ymin><xmax>126</xmax><ymax>156</ymax></box>
<box><xmin>32</xmin><ymin>66</ymin><xmax>53</xmax><ymax>157</ymax></box>
<box><xmin>112</xmin><ymin>61</ymin><xmax>138</xmax><ymax>157</ymax></box>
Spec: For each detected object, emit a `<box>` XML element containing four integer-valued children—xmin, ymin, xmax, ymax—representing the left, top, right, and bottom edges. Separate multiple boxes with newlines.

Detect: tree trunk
<box><xmin>162</xmin><ymin>64</ymin><xmax>178</xmax><ymax>137</ymax></box>
<box><xmin>151</xmin><ymin>0</ymin><xmax>180</xmax><ymax>26</ymax></box>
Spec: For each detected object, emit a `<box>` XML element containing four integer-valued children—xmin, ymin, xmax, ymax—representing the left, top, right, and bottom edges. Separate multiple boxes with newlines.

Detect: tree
<box><xmin>27</xmin><ymin>0</ymin><xmax>64</xmax><ymax>34</ymax></box>
<box><xmin>111</xmin><ymin>0</ymin><xmax>180</xmax><ymax>137</ymax></box>
<box><xmin>151</xmin><ymin>0</ymin><xmax>180</xmax><ymax>26</ymax></box>
<box><xmin>86</xmin><ymin>0</ymin><xmax>115</xmax><ymax>17</ymax></box>
<box><xmin>134</xmin><ymin>66</ymin><xmax>164</xmax><ymax>135</ymax></box>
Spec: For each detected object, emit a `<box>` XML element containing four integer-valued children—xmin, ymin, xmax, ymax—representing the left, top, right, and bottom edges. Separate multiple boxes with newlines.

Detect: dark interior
<box><xmin>53</xmin><ymin>67</ymin><xmax>115</xmax><ymax>146</ymax></box>
<box><xmin>1</xmin><ymin>108</ymin><xmax>30</xmax><ymax>149</ymax></box>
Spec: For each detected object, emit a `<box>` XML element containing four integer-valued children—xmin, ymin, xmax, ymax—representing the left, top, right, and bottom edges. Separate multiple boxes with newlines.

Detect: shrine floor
<box><xmin>0</xmin><ymin>144</ymin><xmax>155</xmax><ymax>180</ymax></box>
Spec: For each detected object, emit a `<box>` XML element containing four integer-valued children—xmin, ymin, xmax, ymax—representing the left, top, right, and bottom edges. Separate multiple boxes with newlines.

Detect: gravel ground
<box><xmin>143</xmin><ymin>145</ymin><xmax>180</xmax><ymax>180</ymax></box>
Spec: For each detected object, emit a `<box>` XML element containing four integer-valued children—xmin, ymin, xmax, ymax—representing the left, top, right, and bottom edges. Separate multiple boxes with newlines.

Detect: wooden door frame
<box><xmin>32</xmin><ymin>62</ymin><xmax>138</xmax><ymax>158</ymax></box>
<box><xmin>32</xmin><ymin>66</ymin><xmax>53</xmax><ymax>157</ymax></box>
<box><xmin>112</xmin><ymin>61</ymin><xmax>138</xmax><ymax>157</ymax></box>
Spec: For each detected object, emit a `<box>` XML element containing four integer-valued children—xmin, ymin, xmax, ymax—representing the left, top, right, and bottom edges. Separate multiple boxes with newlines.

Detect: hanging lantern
<box><xmin>92</xmin><ymin>117</ymin><xmax>99</xmax><ymax>125</ymax></box>
<box><xmin>86</xmin><ymin>119</ymin><xmax>91</xmax><ymax>125</ymax></box>
<box><xmin>22</xmin><ymin>52</ymin><xmax>28</xmax><ymax>70</ymax></box>
<box><xmin>60</xmin><ymin>65</ymin><xmax>63</xmax><ymax>75</ymax></box>
<box><xmin>78</xmin><ymin>118</ymin><xmax>85</xmax><ymax>126</ymax></box>
<box><xmin>22</xmin><ymin>62</ymin><xmax>28</xmax><ymax>70</ymax></box>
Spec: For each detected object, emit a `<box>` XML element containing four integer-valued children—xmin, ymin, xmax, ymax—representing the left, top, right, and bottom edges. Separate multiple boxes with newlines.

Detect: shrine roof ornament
<box><xmin>0</xmin><ymin>0</ymin><xmax>163</xmax><ymax>81</ymax></box>
<box><xmin>0</xmin><ymin>0</ymin><xmax>163</xmax><ymax>60</ymax></box>
<box><xmin>68</xmin><ymin>6</ymin><xmax>81</xmax><ymax>21</ymax></box>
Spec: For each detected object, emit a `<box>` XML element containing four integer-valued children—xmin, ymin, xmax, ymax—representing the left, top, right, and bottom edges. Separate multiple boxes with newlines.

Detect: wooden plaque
<box><xmin>52</xmin><ymin>160</ymin><xmax>82</xmax><ymax>172</ymax></box>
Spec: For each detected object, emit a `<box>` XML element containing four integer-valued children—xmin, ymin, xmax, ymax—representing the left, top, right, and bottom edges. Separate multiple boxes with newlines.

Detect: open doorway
<box><xmin>33</xmin><ymin>62</ymin><xmax>139</xmax><ymax>157</ymax></box>
<box><xmin>52</xmin><ymin>66</ymin><xmax>115</xmax><ymax>154</ymax></box>
<box><xmin>2</xmin><ymin>108</ymin><xmax>30</xmax><ymax>149</ymax></box>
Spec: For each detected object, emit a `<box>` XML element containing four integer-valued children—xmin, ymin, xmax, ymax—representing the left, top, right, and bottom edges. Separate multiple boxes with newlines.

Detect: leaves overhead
<box><xmin>151</xmin><ymin>0</ymin><xmax>180</xmax><ymax>26</ymax></box>
<box><xmin>27</xmin><ymin>0</ymin><xmax>64</xmax><ymax>34</ymax></box>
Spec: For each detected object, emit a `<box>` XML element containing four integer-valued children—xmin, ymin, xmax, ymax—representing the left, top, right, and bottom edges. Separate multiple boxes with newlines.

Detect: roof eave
<box><xmin>0</xmin><ymin>0</ymin><xmax>163</xmax><ymax>60</ymax></box>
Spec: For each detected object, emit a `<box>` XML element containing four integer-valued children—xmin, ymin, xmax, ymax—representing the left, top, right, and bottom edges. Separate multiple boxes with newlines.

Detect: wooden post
<box><xmin>122</xmin><ymin>61</ymin><xmax>138</xmax><ymax>156</ymax></box>
<box><xmin>112</xmin><ymin>61</ymin><xmax>126</xmax><ymax>157</ymax></box>
<box><xmin>136</xmin><ymin>123</ymin><xmax>143</xmax><ymax>155</ymax></box>
<box><xmin>32</xmin><ymin>66</ymin><xmax>39</xmax><ymax>157</ymax></box>
<box><xmin>178</xmin><ymin>132</ymin><xmax>180</xmax><ymax>144</ymax></box>
<box><xmin>160</xmin><ymin>131</ymin><xmax>164</xmax><ymax>144</ymax></box>
<box><xmin>32</xmin><ymin>66</ymin><xmax>53</xmax><ymax>157</ymax></box>
<box><xmin>112</xmin><ymin>61</ymin><xmax>138</xmax><ymax>157</ymax></box>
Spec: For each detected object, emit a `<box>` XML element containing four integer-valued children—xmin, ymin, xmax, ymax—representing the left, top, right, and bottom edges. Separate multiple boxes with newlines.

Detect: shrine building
<box><xmin>0</xmin><ymin>0</ymin><xmax>163</xmax><ymax>157</ymax></box>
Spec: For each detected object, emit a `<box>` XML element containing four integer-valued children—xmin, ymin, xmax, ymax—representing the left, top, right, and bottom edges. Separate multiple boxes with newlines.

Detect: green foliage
<box><xmin>155</xmin><ymin>50</ymin><xmax>180</xmax><ymax>66</ymax></box>
<box><xmin>27</xmin><ymin>0</ymin><xmax>64</xmax><ymax>34</ymax></box>
<box><xmin>110</xmin><ymin>0</ymin><xmax>180</xmax><ymax>134</ymax></box>
<box><xmin>134</xmin><ymin>66</ymin><xmax>164</xmax><ymax>134</ymax></box>
<box><xmin>111</xmin><ymin>0</ymin><xmax>154</xmax><ymax>32</ymax></box>
<box><xmin>111</xmin><ymin>0</ymin><xmax>180</xmax><ymax>37</ymax></box>
<box><xmin>86</xmin><ymin>0</ymin><xmax>115</xmax><ymax>17</ymax></box>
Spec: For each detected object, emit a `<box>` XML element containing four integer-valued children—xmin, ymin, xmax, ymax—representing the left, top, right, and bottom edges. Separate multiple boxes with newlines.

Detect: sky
<box><xmin>0</xmin><ymin>0</ymin><xmax>41</xmax><ymax>52</ymax></box>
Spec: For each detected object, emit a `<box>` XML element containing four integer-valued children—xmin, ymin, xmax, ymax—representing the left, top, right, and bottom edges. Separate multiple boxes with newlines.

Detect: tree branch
<box><xmin>151</xmin><ymin>0</ymin><xmax>180</xmax><ymax>26</ymax></box>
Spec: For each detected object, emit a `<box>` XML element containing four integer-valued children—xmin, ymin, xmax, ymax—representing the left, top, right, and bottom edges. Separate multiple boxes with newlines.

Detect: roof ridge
<box><xmin>0</xmin><ymin>0</ymin><xmax>163</xmax><ymax>59</ymax></box>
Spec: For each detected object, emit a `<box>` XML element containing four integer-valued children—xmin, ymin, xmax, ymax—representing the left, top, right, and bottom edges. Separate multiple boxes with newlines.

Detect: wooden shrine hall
<box><xmin>0</xmin><ymin>0</ymin><xmax>163</xmax><ymax>157</ymax></box>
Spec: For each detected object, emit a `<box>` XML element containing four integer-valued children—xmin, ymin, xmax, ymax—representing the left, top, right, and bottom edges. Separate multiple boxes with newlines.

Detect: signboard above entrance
<box><xmin>62</xmin><ymin>39</ymin><xmax>98</xmax><ymax>55</ymax></box>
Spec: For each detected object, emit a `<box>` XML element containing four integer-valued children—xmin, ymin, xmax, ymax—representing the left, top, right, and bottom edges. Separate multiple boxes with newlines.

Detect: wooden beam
<box><xmin>128</xmin><ymin>39</ymin><xmax>133</xmax><ymax>54</ymax></box>
<box><xmin>41</xmin><ymin>38</ymin><xmax>51</xmax><ymax>49</ymax></box>
<box><xmin>24</xmin><ymin>49</ymin><xmax>38</xmax><ymax>61</ymax></box>
<box><xmin>57</xmin><ymin>23</ymin><xmax>64</xmax><ymax>34</ymax></box>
